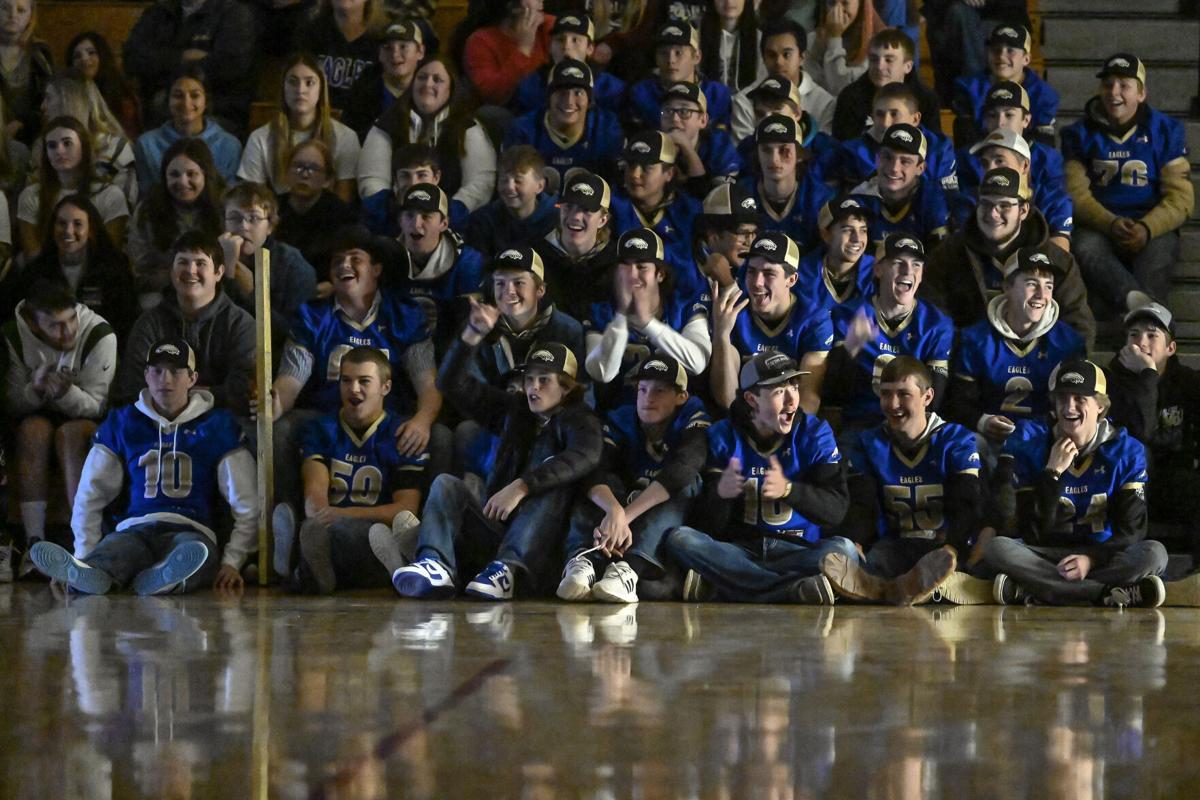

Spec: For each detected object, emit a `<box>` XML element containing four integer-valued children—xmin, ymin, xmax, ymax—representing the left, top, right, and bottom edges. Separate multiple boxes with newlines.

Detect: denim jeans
<box><xmin>983</xmin><ymin>536</ymin><xmax>1168</xmax><ymax>604</ymax></box>
<box><xmin>294</xmin><ymin>518</ymin><xmax>391</xmax><ymax>594</ymax></box>
<box><xmin>273</xmin><ymin>408</ymin><xmax>322</xmax><ymax>511</ymax></box>
<box><xmin>415</xmin><ymin>473</ymin><xmax>574</xmax><ymax>592</ymax></box>
<box><xmin>665</xmin><ymin>527</ymin><xmax>860</xmax><ymax>603</ymax></box>
<box><xmin>1073</xmin><ymin>227</ymin><xmax>1180</xmax><ymax>307</ymax></box>
<box><xmin>564</xmin><ymin>479</ymin><xmax>700</xmax><ymax>576</ymax></box>
<box><xmin>84</xmin><ymin>522</ymin><xmax>218</xmax><ymax>592</ymax></box>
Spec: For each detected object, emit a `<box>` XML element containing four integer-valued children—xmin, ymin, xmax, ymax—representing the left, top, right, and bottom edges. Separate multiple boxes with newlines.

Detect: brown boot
<box><xmin>821</xmin><ymin>552</ymin><xmax>893</xmax><ymax>602</ymax></box>
<box><xmin>890</xmin><ymin>546</ymin><xmax>958</xmax><ymax>606</ymax></box>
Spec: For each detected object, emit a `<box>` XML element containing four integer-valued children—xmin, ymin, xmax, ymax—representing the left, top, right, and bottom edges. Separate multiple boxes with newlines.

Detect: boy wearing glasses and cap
<box><xmin>1061</xmin><ymin>53</ymin><xmax>1194</xmax><ymax>315</ymax></box>
<box><xmin>952</xmin><ymin>24</ymin><xmax>1058</xmax><ymax>146</ymax></box>
<box><xmin>849</xmin><ymin>122</ymin><xmax>951</xmax><ymax>250</ymax></box>
<box><xmin>659</xmin><ymin>81</ymin><xmax>744</xmax><ymax>195</ymax></box>
<box><xmin>512</xmin><ymin>14</ymin><xmax>626</xmax><ymax>116</ymax></box>
<box><xmin>794</xmin><ymin>195</ymin><xmax>875</xmax><ymax>317</ymax></box>
<box><xmin>986</xmin><ymin>360</ymin><xmax>1168</xmax><ymax>608</ymax></box>
<box><xmin>29</xmin><ymin>338</ymin><xmax>258</xmax><ymax>595</ymax></box>
<box><xmin>628</xmin><ymin>21</ymin><xmax>732</xmax><ymax>131</ymax></box>
<box><xmin>664</xmin><ymin>350</ymin><xmax>855</xmax><ymax>605</ymax></box>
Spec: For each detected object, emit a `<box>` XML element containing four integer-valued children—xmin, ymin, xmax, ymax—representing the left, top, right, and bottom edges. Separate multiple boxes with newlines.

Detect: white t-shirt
<box><xmin>237</xmin><ymin>119</ymin><xmax>361</xmax><ymax>191</ymax></box>
<box><xmin>17</xmin><ymin>182</ymin><xmax>130</xmax><ymax>227</ymax></box>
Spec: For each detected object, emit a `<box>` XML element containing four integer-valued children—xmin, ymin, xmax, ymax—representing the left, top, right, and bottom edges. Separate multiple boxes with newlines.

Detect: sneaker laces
<box><xmin>1107</xmin><ymin>585</ymin><xmax>1138</xmax><ymax>608</ymax></box>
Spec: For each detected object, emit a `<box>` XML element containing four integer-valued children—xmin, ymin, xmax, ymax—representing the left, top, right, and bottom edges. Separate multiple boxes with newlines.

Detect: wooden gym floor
<box><xmin>2</xmin><ymin>585</ymin><xmax>1200</xmax><ymax>799</ymax></box>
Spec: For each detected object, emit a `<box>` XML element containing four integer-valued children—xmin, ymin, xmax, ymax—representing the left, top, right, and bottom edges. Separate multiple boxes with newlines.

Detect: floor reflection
<box><xmin>4</xmin><ymin>585</ymin><xmax>1200</xmax><ymax>799</ymax></box>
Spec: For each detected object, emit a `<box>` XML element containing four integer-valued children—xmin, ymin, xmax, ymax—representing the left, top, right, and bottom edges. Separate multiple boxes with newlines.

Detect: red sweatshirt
<box><xmin>463</xmin><ymin>15</ymin><xmax>555</xmax><ymax>106</ymax></box>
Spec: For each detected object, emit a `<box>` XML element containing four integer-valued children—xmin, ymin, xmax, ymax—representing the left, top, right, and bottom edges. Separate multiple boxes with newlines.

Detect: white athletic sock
<box><xmin>20</xmin><ymin>502</ymin><xmax>47</xmax><ymax>543</ymax></box>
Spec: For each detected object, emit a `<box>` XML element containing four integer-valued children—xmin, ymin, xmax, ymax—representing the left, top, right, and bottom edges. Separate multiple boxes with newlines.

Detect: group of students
<box><xmin>0</xmin><ymin>0</ymin><xmax>1197</xmax><ymax>612</ymax></box>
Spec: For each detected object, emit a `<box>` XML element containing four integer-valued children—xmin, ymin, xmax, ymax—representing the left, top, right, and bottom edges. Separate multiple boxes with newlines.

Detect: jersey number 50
<box><xmin>329</xmin><ymin>459</ymin><xmax>383</xmax><ymax>506</ymax></box>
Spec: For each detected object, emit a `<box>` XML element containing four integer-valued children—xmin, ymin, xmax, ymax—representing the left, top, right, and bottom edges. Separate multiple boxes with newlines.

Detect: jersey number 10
<box><xmin>138</xmin><ymin>451</ymin><xmax>194</xmax><ymax>499</ymax></box>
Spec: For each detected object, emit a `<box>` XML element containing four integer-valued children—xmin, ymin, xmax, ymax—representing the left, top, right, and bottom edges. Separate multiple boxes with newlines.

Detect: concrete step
<box><xmin>1040</xmin><ymin>0</ymin><xmax>1184</xmax><ymax>12</ymax></box>
<box><xmin>1049</xmin><ymin>64</ymin><xmax>1198</xmax><ymax>114</ymax></box>
<box><xmin>1183</xmin><ymin>225</ymin><xmax>1200</xmax><ymax>255</ymax></box>
<box><xmin>1042</xmin><ymin>18</ymin><xmax>1200</xmax><ymax>64</ymax></box>
<box><xmin>1177</xmin><ymin>260</ymin><xmax>1200</xmax><ymax>281</ymax></box>
<box><xmin>1168</xmin><ymin>288</ymin><xmax>1200</xmax><ymax>320</ymax></box>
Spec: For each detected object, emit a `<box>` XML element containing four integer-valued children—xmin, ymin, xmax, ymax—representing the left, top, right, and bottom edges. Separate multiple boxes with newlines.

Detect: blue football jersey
<box><xmin>610</xmin><ymin>191</ymin><xmax>707</xmax><ymax>301</ymax></box>
<box><xmin>955</xmin><ymin>317</ymin><xmax>1086</xmax><ymax>420</ymax></box>
<box><xmin>394</xmin><ymin>236</ymin><xmax>484</xmax><ymax>346</ymax></box>
<box><xmin>729</xmin><ymin>300</ymin><xmax>834</xmax><ymax>363</ymax></box>
<box><xmin>290</xmin><ymin>289</ymin><xmax>430</xmax><ymax>413</ymax></box>
<box><xmin>300</xmin><ymin>411</ymin><xmax>428</xmax><ymax>507</ymax></box>
<box><xmin>504</xmin><ymin>107</ymin><xmax>626</xmax><ymax>187</ymax></box>
<box><xmin>1005</xmin><ymin>421</ymin><xmax>1148</xmax><ymax>544</ymax></box>
<box><xmin>833</xmin><ymin>126</ymin><xmax>959</xmax><ymax>194</ymax></box>
<box><xmin>793</xmin><ymin>248</ymin><xmax>876</xmax><ymax>318</ymax></box>
<box><xmin>1060</xmin><ymin>102</ymin><xmax>1190</xmax><ymax>218</ymax></box>
<box><xmin>739</xmin><ymin>173</ymin><xmax>835</xmax><ymax>254</ymax></box>
<box><xmin>93</xmin><ymin>404</ymin><xmax>246</xmax><ymax>533</ymax></box>
<box><xmin>628</xmin><ymin>77</ymin><xmax>733</xmax><ymax>129</ymax></box>
<box><xmin>603</xmin><ymin>396</ymin><xmax>711</xmax><ymax>498</ymax></box>
<box><xmin>832</xmin><ymin>297</ymin><xmax>955</xmax><ymax>422</ymax></box>
<box><xmin>698</xmin><ymin>128</ymin><xmax>745</xmax><ymax>181</ymax></box>
<box><xmin>851</xmin><ymin>176</ymin><xmax>950</xmax><ymax>247</ymax></box>
<box><xmin>704</xmin><ymin>414</ymin><xmax>842</xmax><ymax>542</ymax></box>
<box><xmin>853</xmin><ymin>417</ymin><xmax>981</xmax><ymax>539</ymax></box>
<box><xmin>954</xmin><ymin>68</ymin><xmax>1060</xmax><ymax>133</ymax></box>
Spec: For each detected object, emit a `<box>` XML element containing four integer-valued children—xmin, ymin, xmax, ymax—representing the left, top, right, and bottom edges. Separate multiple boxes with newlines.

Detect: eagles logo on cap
<box><xmin>499</xmin><ymin>249</ymin><xmax>523</xmax><ymax>260</ymax></box>
<box><xmin>841</xmin><ymin>199</ymin><xmax>861</xmax><ymax>209</ymax></box>
<box><xmin>631</xmin><ymin>353</ymin><xmax>689</xmax><ymax>390</ymax></box>
<box><xmin>892</xmin><ymin>129</ymin><xmax>914</xmax><ymax>143</ymax></box>
<box><xmin>881</xmin><ymin>123</ymin><xmax>926</xmax><ymax>159</ymax></box>
<box><xmin>764</xmin><ymin>122</ymin><xmax>787</xmax><ymax>134</ymax></box>
<box><xmin>898</xmin><ymin>237</ymin><xmax>919</xmax><ymax>250</ymax></box>
<box><xmin>644</xmin><ymin>359</ymin><xmax>668</xmax><ymax>372</ymax></box>
<box><xmin>147</xmin><ymin>337</ymin><xmax>197</xmax><ymax>371</ymax></box>
<box><xmin>411</xmin><ymin>190</ymin><xmax>430</xmax><ymax>201</ymax></box>
<box><xmin>563</xmin><ymin>66</ymin><xmax>584</xmax><ymax>79</ymax></box>
<box><xmin>993</xmin><ymin>88</ymin><xmax>1013</xmax><ymax>100</ymax></box>
<box><xmin>574</xmin><ymin>183</ymin><xmax>595</xmax><ymax>196</ymax></box>
<box><xmin>618</xmin><ymin>228</ymin><xmax>665</xmax><ymax>263</ymax></box>
<box><xmin>989</xmin><ymin>174</ymin><xmax>1011</xmax><ymax>187</ymax></box>
<box><xmin>742</xmin><ymin>231</ymin><xmax>801</xmax><ymax>272</ymax></box>
<box><xmin>1049</xmin><ymin>359</ymin><xmax>1105</xmax><ymax>397</ymax></box>
<box><xmin>1096</xmin><ymin>52</ymin><xmax>1146</xmax><ymax>84</ymax></box>
<box><xmin>998</xmin><ymin>27</ymin><xmax>1017</xmax><ymax>38</ymax></box>
<box><xmin>664</xmin><ymin>25</ymin><xmax>681</xmax><ymax>36</ymax></box>
<box><xmin>1110</xmin><ymin>57</ymin><xmax>1130</xmax><ymax>67</ymax></box>
<box><xmin>562</xmin><ymin>15</ymin><xmax>580</xmax><ymax>26</ymax></box>
<box><xmin>560</xmin><ymin>169</ymin><xmax>611</xmax><ymax>211</ymax></box>
<box><xmin>158</xmin><ymin>344</ymin><xmax>180</xmax><ymax>356</ymax></box>
<box><xmin>882</xmin><ymin>232</ymin><xmax>925</xmax><ymax>262</ymax></box>
<box><xmin>762</xmin><ymin>79</ymin><xmax>780</xmax><ymax>89</ymax></box>
<box><xmin>756</xmin><ymin>238</ymin><xmax>778</xmax><ymax>251</ymax></box>
<box><xmin>631</xmin><ymin>141</ymin><xmax>652</xmax><ymax>153</ymax></box>
<box><xmin>1030</xmin><ymin>252</ymin><xmax>1050</xmax><ymax>265</ymax></box>
<box><xmin>741</xmin><ymin>197</ymin><xmax>756</xmax><ymax>209</ymax></box>
<box><xmin>1061</xmin><ymin>372</ymin><xmax>1084</xmax><ymax>384</ymax></box>
<box><xmin>531</xmin><ymin>350</ymin><xmax>554</xmax><ymax>362</ymax></box>
<box><xmin>628</xmin><ymin>237</ymin><xmax>648</xmax><ymax>250</ymax></box>
<box><xmin>669</xmin><ymin>82</ymin><xmax>689</xmax><ymax>93</ymax></box>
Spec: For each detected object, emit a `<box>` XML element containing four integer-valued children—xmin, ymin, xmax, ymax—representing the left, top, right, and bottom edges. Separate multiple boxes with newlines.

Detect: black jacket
<box><xmin>832</xmin><ymin>71</ymin><xmax>943</xmax><ymax>142</ymax></box>
<box><xmin>533</xmin><ymin>230</ymin><xmax>619</xmax><ymax>323</ymax></box>
<box><xmin>1107</xmin><ymin>354</ymin><xmax>1200</xmax><ymax>474</ymax></box>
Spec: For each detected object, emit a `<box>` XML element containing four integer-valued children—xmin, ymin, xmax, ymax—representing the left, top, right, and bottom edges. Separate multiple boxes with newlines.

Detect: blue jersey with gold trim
<box><xmin>299</xmin><ymin>411</ymin><xmax>428</xmax><ymax>508</ymax></box>
<box><xmin>833</xmin><ymin>126</ymin><xmax>959</xmax><ymax>194</ymax></box>
<box><xmin>504</xmin><ymin>108</ymin><xmax>626</xmax><ymax>187</ymax></box>
<box><xmin>704</xmin><ymin>414</ymin><xmax>842</xmax><ymax>542</ymax></box>
<box><xmin>1005</xmin><ymin>421</ymin><xmax>1148</xmax><ymax>544</ymax></box>
<box><xmin>853</xmin><ymin>418</ymin><xmax>981</xmax><ymax>539</ymax></box>
<box><xmin>738</xmin><ymin>173</ymin><xmax>836</xmax><ymax>254</ymax></box>
<box><xmin>604</xmin><ymin>396</ymin><xmax>711</xmax><ymax>492</ymax></box>
<box><xmin>730</xmin><ymin>302</ymin><xmax>833</xmax><ymax>363</ymax></box>
<box><xmin>954</xmin><ymin>68</ymin><xmax>1059</xmax><ymax>133</ymax></box>
<box><xmin>793</xmin><ymin>248</ymin><xmax>876</xmax><ymax>318</ymax></box>
<box><xmin>851</xmin><ymin>176</ymin><xmax>950</xmax><ymax>247</ymax></box>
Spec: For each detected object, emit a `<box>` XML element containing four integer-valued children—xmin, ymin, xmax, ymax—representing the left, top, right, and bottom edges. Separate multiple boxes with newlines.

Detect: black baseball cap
<box><xmin>747</xmin><ymin>74</ymin><xmax>802</xmax><ymax>109</ymax></box>
<box><xmin>399</xmin><ymin>183</ymin><xmax>449</xmax><ymax>216</ymax></box>
<box><xmin>702</xmin><ymin>183</ymin><xmax>759</xmax><ymax>226</ymax></box>
<box><xmin>617</xmin><ymin>227</ymin><xmax>666</xmax><ymax>264</ymax></box>
<box><xmin>820</xmin><ymin>194</ymin><xmax>873</xmax><ymax>229</ymax></box>
<box><xmin>524</xmin><ymin>342</ymin><xmax>579</xmax><ymax>379</ymax></box>
<box><xmin>547</xmin><ymin>58</ymin><xmax>593</xmax><ymax>94</ymax></box>
<box><xmin>987</xmin><ymin>24</ymin><xmax>1031</xmax><ymax>51</ymax></box>
<box><xmin>984</xmin><ymin>80</ymin><xmax>1031</xmax><ymax>113</ymax></box>
<box><xmin>382</xmin><ymin>20</ymin><xmax>423</xmax><ymax>45</ymax></box>
<box><xmin>147</xmin><ymin>338</ymin><xmax>196</xmax><ymax>371</ymax></box>
<box><xmin>739</xmin><ymin>351</ymin><xmax>808</xmax><ymax>391</ymax></box>
<box><xmin>1097</xmin><ymin>53</ymin><xmax>1146</xmax><ymax>84</ymax></box>
<box><xmin>489</xmin><ymin>246</ymin><xmax>545</xmax><ymax>281</ymax></box>
<box><xmin>552</xmin><ymin>13</ymin><xmax>595</xmax><ymax>40</ymax></box>
<box><xmin>755</xmin><ymin>113</ymin><xmax>802</xmax><ymax>146</ymax></box>
<box><xmin>881</xmin><ymin>232</ymin><xmax>925</xmax><ymax>261</ymax></box>
<box><xmin>741</xmin><ymin>231</ymin><xmax>801</xmax><ymax>273</ymax></box>
<box><xmin>662</xmin><ymin>81</ymin><xmax>708</xmax><ymax>113</ymax></box>
<box><xmin>978</xmin><ymin>166</ymin><xmax>1024</xmax><ymax>200</ymax></box>
<box><xmin>624</xmin><ymin>131</ymin><xmax>677</xmax><ymax>165</ymax></box>
<box><xmin>1001</xmin><ymin>246</ymin><xmax>1064</xmax><ymax>282</ymax></box>
<box><xmin>1049</xmin><ymin>359</ymin><xmax>1107</xmax><ymax>397</ymax></box>
<box><xmin>559</xmin><ymin>169</ymin><xmax>611</xmax><ymax>212</ymax></box>
<box><xmin>632</xmin><ymin>354</ymin><xmax>688</xmax><ymax>391</ymax></box>
<box><xmin>656</xmin><ymin>20</ymin><xmax>700</xmax><ymax>49</ymax></box>
<box><xmin>880</xmin><ymin>123</ymin><xmax>926</xmax><ymax>159</ymax></box>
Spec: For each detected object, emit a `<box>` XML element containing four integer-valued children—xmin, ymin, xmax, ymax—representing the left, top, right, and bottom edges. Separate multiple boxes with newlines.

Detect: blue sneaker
<box><xmin>465</xmin><ymin>560</ymin><xmax>515</xmax><ymax>601</ymax></box>
<box><xmin>132</xmin><ymin>541</ymin><xmax>211</xmax><ymax>596</ymax></box>
<box><xmin>29</xmin><ymin>541</ymin><xmax>114</xmax><ymax>595</ymax></box>
<box><xmin>392</xmin><ymin>556</ymin><xmax>456</xmax><ymax>599</ymax></box>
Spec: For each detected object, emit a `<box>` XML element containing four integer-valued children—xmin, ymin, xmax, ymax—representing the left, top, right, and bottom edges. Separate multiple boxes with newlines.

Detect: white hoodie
<box><xmin>71</xmin><ymin>388</ymin><xmax>259</xmax><ymax>570</ymax></box>
<box><xmin>3</xmin><ymin>301</ymin><xmax>117</xmax><ymax>420</ymax></box>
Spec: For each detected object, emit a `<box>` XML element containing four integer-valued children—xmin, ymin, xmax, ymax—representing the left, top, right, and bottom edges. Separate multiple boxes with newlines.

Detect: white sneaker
<box><xmin>556</xmin><ymin>554</ymin><xmax>596</xmax><ymax>601</ymax></box>
<box><xmin>592</xmin><ymin>561</ymin><xmax>638</xmax><ymax>604</ymax></box>
<box><xmin>465</xmin><ymin>560</ymin><xmax>515</xmax><ymax>600</ymax></box>
<box><xmin>0</xmin><ymin>544</ymin><xmax>13</xmax><ymax>583</ymax></box>
<box><xmin>391</xmin><ymin>510</ymin><xmax>421</xmax><ymax>563</ymax></box>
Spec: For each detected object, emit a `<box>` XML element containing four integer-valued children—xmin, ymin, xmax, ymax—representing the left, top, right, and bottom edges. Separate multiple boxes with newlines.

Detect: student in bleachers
<box><xmin>512</xmin><ymin>13</ymin><xmax>625</xmax><ymax>117</ymax></box>
<box><xmin>805</xmin><ymin>0</ymin><xmax>884</xmax><ymax>96</ymax></box>
<box><xmin>463</xmin><ymin>146</ymin><xmax>558</xmax><ymax>257</ymax></box>
<box><xmin>358</xmin><ymin>57</ymin><xmax>498</xmax><ymax>233</ymax></box>
<box><xmin>133</xmin><ymin>65</ymin><xmax>241</xmax><ymax>198</ymax></box>
<box><xmin>42</xmin><ymin>73</ymin><xmax>137</xmax><ymax>206</ymax></box>
<box><xmin>502</xmin><ymin>59</ymin><xmax>624</xmax><ymax>189</ymax></box>
<box><xmin>848</xmin><ymin>123</ymin><xmax>950</xmax><ymax>249</ymax></box>
<box><xmin>67</xmin><ymin>31</ymin><xmax>141</xmax><ymax>139</ymax></box>
<box><xmin>114</xmin><ymin>231</ymin><xmax>254</xmax><ymax>414</ymax></box>
<box><xmin>831</xmin><ymin>29</ymin><xmax>941</xmax><ymax>142</ymax></box>
<box><xmin>698</xmin><ymin>0</ymin><xmax>764</xmax><ymax>93</ymax></box>
<box><xmin>733</xmin><ymin>74</ymin><xmax>838</xmax><ymax>181</ymax></box>
<box><xmin>794</xmin><ymin>195</ymin><xmax>874</xmax><ymax>317</ymax></box>
<box><xmin>238</xmin><ymin>53</ymin><xmax>361</xmax><ymax>205</ymax></box>
<box><xmin>0</xmin><ymin>0</ymin><xmax>51</xmax><ymax>145</ymax></box>
<box><xmin>127</xmin><ymin>137</ymin><xmax>224</xmax><ymax>309</ymax></box>
<box><xmin>532</xmin><ymin>169</ymin><xmax>618</xmax><ymax>323</ymax></box>
<box><xmin>694</xmin><ymin>182</ymin><xmax>758</xmax><ymax>289</ymax></box>
<box><xmin>343</xmin><ymin>20</ymin><xmax>426</xmax><ymax>141</ymax></box>
<box><xmin>627</xmin><ymin>20</ymin><xmax>732</xmax><ymax>131</ymax></box>
<box><xmin>584</xmin><ymin>228</ymin><xmax>710</xmax><ymax>412</ymax></box>
<box><xmin>275</xmin><ymin>140</ymin><xmax>359</xmax><ymax>274</ymax></box>
<box><xmin>3</xmin><ymin>280</ymin><xmax>117</xmax><ymax>579</ymax></box>
<box><xmin>122</xmin><ymin>0</ymin><xmax>257</xmax><ymax>133</ymax></box>
<box><xmin>922</xmin><ymin>0</ymin><xmax>1029</xmax><ymax>105</ymax></box>
<box><xmin>924</xmin><ymin>167</ymin><xmax>1096</xmax><ymax>349</ymax></box>
<box><xmin>294</xmin><ymin>0</ymin><xmax>384</xmax><ymax>114</ymax></box>
<box><xmin>731</xmin><ymin>19</ymin><xmax>835</xmax><ymax>141</ymax></box>
<box><xmin>17</xmin><ymin>116</ymin><xmax>129</xmax><ymax>261</ymax></box>
<box><xmin>1062</xmin><ymin>53</ymin><xmax>1195</xmax><ymax>315</ymax></box>
<box><xmin>963</xmin><ymin>130</ymin><xmax>1071</xmax><ymax>250</ymax></box>
<box><xmin>709</xmin><ymin>232</ymin><xmax>831</xmax><ymax>414</ymax></box>
<box><xmin>462</xmin><ymin>0</ymin><xmax>555</xmax><ymax>107</ymax></box>
<box><xmin>951</xmin><ymin>24</ymin><xmax>1057</xmax><ymax>147</ymax></box>
<box><xmin>659</xmin><ymin>81</ymin><xmax>743</xmax><ymax>196</ymax></box>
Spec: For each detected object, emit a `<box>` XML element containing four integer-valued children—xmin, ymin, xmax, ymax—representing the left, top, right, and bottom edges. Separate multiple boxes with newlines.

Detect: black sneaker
<box><xmin>681</xmin><ymin>569</ymin><xmax>715</xmax><ymax>602</ymax></box>
<box><xmin>992</xmin><ymin>573</ymin><xmax>1025</xmax><ymax>605</ymax></box>
<box><xmin>794</xmin><ymin>574</ymin><xmax>836</xmax><ymax>605</ymax></box>
<box><xmin>1103</xmin><ymin>575</ymin><xmax>1165</xmax><ymax>609</ymax></box>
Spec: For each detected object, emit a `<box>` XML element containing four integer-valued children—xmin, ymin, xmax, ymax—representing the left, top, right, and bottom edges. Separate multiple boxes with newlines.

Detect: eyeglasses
<box><xmin>978</xmin><ymin>199</ymin><xmax>1022</xmax><ymax>215</ymax></box>
<box><xmin>225</xmin><ymin>213</ymin><xmax>270</xmax><ymax>226</ymax></box>
<box><xmin>660</xmin><ymin>106</ymin><xmax>700</xmax><ymax>120</ymax></box>
<box><xmin>290</xmin><ymin>161</ymin><xmax>326</xmax><ymax>176</ymax></box>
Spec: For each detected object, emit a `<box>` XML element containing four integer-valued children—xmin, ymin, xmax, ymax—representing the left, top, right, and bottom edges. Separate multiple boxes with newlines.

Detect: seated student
<box><xmin>364</xmin><ymin>144</ymin><xmax>469</xmax><ymax>238</ymax></box>
<box><xmin>462</xmin><ymin>0</ymin><xmax>555</xmax><ymax>107</ymax></box>
<box><xmin>274</xmin><ymin>347</ymin><xmax>428</xmax><ymax>594</ymax></box>
<box><xmin>504</xmin><ymin>59</ymin><xmax>625</xmax><ymax>189</ymax></box>
<box><xmin>804</xmin><ymin>0</ymin><xmax>884</xmax><ymax>95</ymax></box>
<box><xmin>821</xmin><ymin>356</ymin><xmax>990</xmax><ymax>605</ymax></box>
<box><xmin>533</xmin><ymin>170</ymin><xmax>619</xmax><ymax>322</ymax></box>
<box><xmin>730</xmin><ymin>18</ymin><xmax>836</xmax><ymax>141</ymax></box>
<box><xmin>832</xmin><ymin>83</ymin><xmax>958</xmax><ymax>195</ymax></box>
<box><xmin>29</xmin><ymin>338</ymin><xmax>257</xmax><ymax>595</ymax></box>
<box><xmin>342</xmin><ymin>21</ymin><xmax>426</xmax><ymax>141</ymax></box>
<box><xmin>41</xmin><ymin>73</ymin><xmax>139</xmax><ymax>208</ymax></box>
<box><xmin>463</xmin><ymin>146</ymin><xmax>559</xmax><ymax>256</ymax></box>
<box><xmin>660</xmin><ymin>81</ymin><xmax>744</xmax><ymax>196</ymax></box>
<box><xmin>738</xmin><ymin>114</ymin><xmax>834</xmax><ymax>254</ymax></box>
<box><xmin>1062</xmin><ymin>54</ymin><xmax>1195</xmax><ymax>314</ymax></box>
<box><xmin>627</xmin><ymin>21</ymin><xmax>733</xmax><ymax>130</ymax></box>
<box><xmin>945</xmin><ymin>247</ymin><xmax>1085</xmax><ymax>446</ymax></box>
<box><xmin>3</xmin><ymin>281</ymin><xmax>117</xmax><ymax>579</ymax></box>
<box><xmin>512</xmin><ymin>13</ymin><xmax>626</xmax><ymax>116</ymax></box>
<box><xmin>794</xmin><ymin>194</ymin><xmax>874</xmax><ymax>317</ymax></box>
<box><xmin>695</xmin><ymin>182</ymin><xmax>760</xmax><ymax>289</ymax></box>
<box><xmin>1105</xmin><ymin>304</ymin><xmax>1200</xmax><ymax>590</ymax></box>
<box><xmin>954</xmin><ymin>123</ymin><xmax>1073</xmax><ymax>252</ymax></box>
<box><xmin>275</xmin><ymin>140</ymin><xmax>360</xmax><ymax>275</ymax></box>
<box><xmin>734</xmin><ymin>75</ymin><xmax>838</xmax><ymax>183</ymax></box>
<box><xmin>831</xmin><ymin>30</ymin><xmax>942</xmax><ymax>142</ymax></box>
<box><xmin>393</xmin><ymin>183</ymin><xmax>485</xmax><ymax>353</ymax></box>
<box><xmin>217</xmin><ymin>183</ymin><xmax>318</xmax><ymax>345</ymax></box>
<box><xmin>609</xmin><ymin>132</ymin><xmax>707</xmax><ymax>301</ymax></box>
<box><xmin>558</xmin><ymin>355</ymin><xmax>710</xmax><ymax>603</ymax></box>
<box><xmin>951</xmin><ymin>24</ymin><xmax>1058</xmax><ymax>147</ymax></box>
<box><xmin>392</xmin><ymin>329</ymin><xmax>603</xmax><ymax>600</ymax></box>
<box><xmin>270</xmin><ymin>226</ymin><xmax>439</xmax><ymax>511</ymax></box>
<box><xmin>585</xmin><ymin>228</ymin><xmax>712</xmax><ymax>412</ymax></box>
<box><xmin>825</xmin><ymin>234</ymin><xmax>954</xmax><ymax>428</ymax></box>
<box><xmin>848</xmin><ymin>123</ymin><xmax>951</xmax><ymax>249</ymax></box>
<box><xmin>923</xmin><ymin>166</ymin><xmax>1096</xmax><ymax>349</ymax></box>
<box><xmin>986</xmin><ymin>359</ymin><xmax>1168</xmax><ymax>608</ymax></box>
<box><xmin>113</xmin><ymin>231</ymin><xmax>254</xmax><ymax>413</ymax></box>
<box><xmin>709</xmin><ymin>232</ymin><xmax>831</xmax><ymax>414</ymax></box>
<box><xmin>664</xmin><ymin>350</ymin><xmax>855</xmax><ymax>604</ymax></box>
